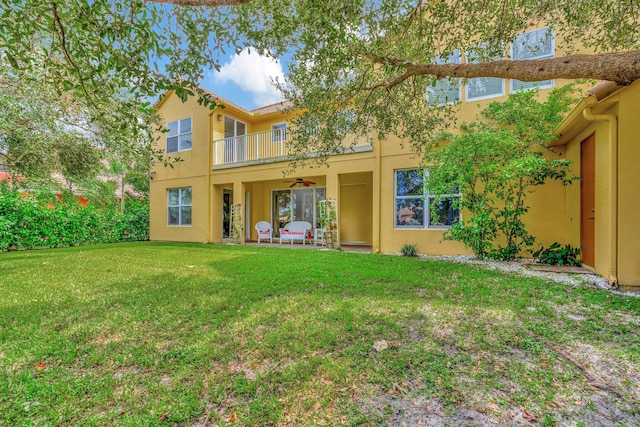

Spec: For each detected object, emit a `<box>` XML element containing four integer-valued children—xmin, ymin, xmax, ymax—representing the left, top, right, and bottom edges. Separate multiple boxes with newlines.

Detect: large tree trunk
<box><xmin>368</xmin><ymin>50</ymin><xmax>640</xmax><ymax>88</ymax></box>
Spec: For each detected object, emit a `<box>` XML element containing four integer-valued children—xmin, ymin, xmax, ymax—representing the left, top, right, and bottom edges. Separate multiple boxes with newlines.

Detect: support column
<box><xmin>211</xmin><ymin>185</ymin><xmax>224</xmax><ymax>243</ymax></box>
<box><xmin>372</xmin><ymin>143</ymin><xmax>382</xmax><ymax>253</ymax></box>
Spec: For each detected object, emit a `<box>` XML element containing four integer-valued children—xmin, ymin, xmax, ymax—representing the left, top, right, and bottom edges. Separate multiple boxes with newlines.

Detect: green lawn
<box><xmin>1</xmin><ymin>243</ymin><xmax>638</xmax><ymax>426</ymax></box>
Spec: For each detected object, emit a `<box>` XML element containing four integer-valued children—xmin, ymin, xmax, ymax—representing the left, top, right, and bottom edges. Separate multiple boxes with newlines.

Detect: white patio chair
<box><xmin>255</xmin><ymin>221</ymin><xmax>272</xmax><ymax>243</ymax></box>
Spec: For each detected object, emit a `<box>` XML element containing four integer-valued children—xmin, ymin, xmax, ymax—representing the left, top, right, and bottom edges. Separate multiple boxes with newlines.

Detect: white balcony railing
<box><xmin>212</xmin><ymin>128</ymin><xmax>371</xmax><ymax>167</ymax></box>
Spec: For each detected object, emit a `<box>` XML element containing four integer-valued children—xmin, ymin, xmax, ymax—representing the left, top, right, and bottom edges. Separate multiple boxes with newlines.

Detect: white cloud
<box><xmin>213</xmin><ymin>48</ymin><xmax>285</xmax><ymax>106</ymax></box>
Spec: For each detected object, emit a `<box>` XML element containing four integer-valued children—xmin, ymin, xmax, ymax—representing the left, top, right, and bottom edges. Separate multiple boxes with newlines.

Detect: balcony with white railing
<box><xmin>212</xmin><ymin>128</ymin><xmax>372</xmax><ymax>168</ymax></box>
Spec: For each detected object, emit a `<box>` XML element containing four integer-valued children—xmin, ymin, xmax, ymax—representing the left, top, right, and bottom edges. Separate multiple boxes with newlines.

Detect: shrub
<box><xmin>401</xmin><ymin>243</ymin><xmax>418</xmax><ymax>257</ymax></box>
<box><xmin>0</xmin><ymin>187</ymin><xmax>149</xmax><ymax>251</ymax></box>
<box><xmin>423</xmin><ymin>85</ymin><xmax>580</xmax><ymax>261</ymax></box>
<box><xmin>532</xmin><ymin>243</ymin><xmax>581</xmax><ymax>266</ymax></box>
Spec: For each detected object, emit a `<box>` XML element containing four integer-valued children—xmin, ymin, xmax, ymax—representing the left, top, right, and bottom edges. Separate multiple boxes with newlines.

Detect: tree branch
<box><xmin>148</xmin><ymin>0</ymin><xmax>252</xmax><ymax>5</ymax></box>
<box><xmin>55</xmin><ymin>119</ymin><xmax>98</xmax><ymax>135</ymax></box>
<box><xmin>51</xmin><ymin>2</ymin><xmax>94</xmax><ymax>102</ymax></box>
<box><xmin>367</xmin><ymin>50</ymin><xmax>640</xmax><ymax>88</ymax></box>
<box><xmin>0</xmin><ymin>119</ymin><xmax>32</xmax><ymax>139</ymax></box>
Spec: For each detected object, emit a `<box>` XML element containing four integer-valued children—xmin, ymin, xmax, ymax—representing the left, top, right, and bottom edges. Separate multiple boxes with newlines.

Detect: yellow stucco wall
<box><xmin>617</xmin><ymin>83</ymin><xmax>640</xmax><ymax>289</ymax></box>
<box><xmin>378</xmin><ymin>143</ymin><xmax>470</xmax><ymax>255</ymax></box>
<box><xmin>558</xmin><ymin>81</ymin><xmax>640</xmax><ymax>290</ymax></box>
<box><xmin>150</xmin><ymin>93</ymin><xmax>212</xmax><ymax>243</ymax></box>
<box><xmin>563</xmin><ymin>118</ymin><xmax>615</xmax><ymax>279</ymax></box>
<box><xmin>339</xmin><ymin>172</ymin><xmax>373</xmax><ymax>245</ymax></box>
<box><xmin>151</xmin><ymin>82</ymin><xmax>576</xmax><ymax>256</ymax></box>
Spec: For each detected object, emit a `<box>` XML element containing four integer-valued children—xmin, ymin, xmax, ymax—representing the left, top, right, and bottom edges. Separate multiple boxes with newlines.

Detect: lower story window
<box><xmin>168</xmin><ymin>187</ymin><xmax>192</xmax><ymax>226</ymax></box>
<box><xmin>394</xmin><ymin>169</ymin><xmax>460</xmax><ymax>228</ymax></box>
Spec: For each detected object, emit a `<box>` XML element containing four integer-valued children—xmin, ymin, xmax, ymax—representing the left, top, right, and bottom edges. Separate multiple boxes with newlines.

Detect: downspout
<box><xmin>375</xmin><ymin>131</ymin><xmax>382</xmax><ymax>254</ymax></box>
<box><xmin>207</xmin><ymin>110</ymin><xmax>214</xmax><ymax>243</ymax></box>
<box><xmin>582</xmin><ymin>96</ymin><xmax>618</xmax><ymax>287</ymax></box>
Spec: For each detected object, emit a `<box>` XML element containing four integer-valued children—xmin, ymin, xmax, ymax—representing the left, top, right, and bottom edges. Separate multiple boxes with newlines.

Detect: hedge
<box><xmin>0</xmin><ymin>189</ymin><xmax>149</xmax><ymax>251</ymax></box>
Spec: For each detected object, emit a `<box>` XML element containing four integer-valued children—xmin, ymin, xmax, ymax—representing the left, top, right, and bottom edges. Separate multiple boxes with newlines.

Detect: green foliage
<box><xmin>0</xmin><ymin>186</ymin><xmax>149</xmax><ymax>251</ymax></box>
<box><xmin>423</xmin><ymin>86</ymin><xmax>580</xmax><ymax>261</ymax></box>
<box><xmin>2</xmin><ymin>0</ymin><xmax>639</xmax><ymax>169</ymax></box>
<box><xmin>401</xmin><ymin>243</ymin><xmax>418</xmax><ymax>257</ymax></box>
<box><xmin>318</xmin><ymin>199</ymin><xmax>339</xmax><ymax>249</ymax></box>
<box><xmin>0</xmin><ymin>55</ymin><xmax>157</xmax><ymax>196</ymax></box>
<box><xmin>533</xmin><ymin>243</ymin><xmax>582</xmax><ymax>266</ymax></box>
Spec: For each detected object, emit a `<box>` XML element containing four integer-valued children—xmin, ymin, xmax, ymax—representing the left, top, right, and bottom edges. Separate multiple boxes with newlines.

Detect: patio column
<box><xmin>212</xmin><ymin>184</ymin><xmax>225</xmax><ymax>243</ymax></box>
<box><xmin>372</xmin><ymin>152</ymin><xmax>381</xmax><ymax>254</ymax></box>
<box><xmin>233</xmin><ymin>181</ymin><xmax>245</xmax><ymax>244</ymax></box>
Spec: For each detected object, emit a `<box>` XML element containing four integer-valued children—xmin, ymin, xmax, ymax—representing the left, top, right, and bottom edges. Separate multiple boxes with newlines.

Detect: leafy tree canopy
<box><xmin>0</xmin><ymin>55</ymin><xmax>158</xmax><ymax>205</ymax></box>
<box><xmin>2</xmin><ymin>0</ymin><xmax>639</xmax><ymax>159</ymax></box>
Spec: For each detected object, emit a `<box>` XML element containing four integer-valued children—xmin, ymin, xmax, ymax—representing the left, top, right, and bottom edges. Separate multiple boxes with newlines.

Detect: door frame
<box><xmin>270</xmin><ymin>187</ymin><xmax>326</xmax><ymax>237</ymax></box>
<box><xmin>222</xmin><ymin>190</ymin><xmax>232</xmax><ymax>239</ymax></box>
<box><xmin>580</xmin><ymin>134</ymin><xmax>596</xmax><ymax>267</ymax></box>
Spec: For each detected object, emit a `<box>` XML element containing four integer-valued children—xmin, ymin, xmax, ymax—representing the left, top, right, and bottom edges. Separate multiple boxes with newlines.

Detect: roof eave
<box><xmin>551</xmin><ymin>81</ymin><xmax>624</xmax><ymax>146</ymax></box>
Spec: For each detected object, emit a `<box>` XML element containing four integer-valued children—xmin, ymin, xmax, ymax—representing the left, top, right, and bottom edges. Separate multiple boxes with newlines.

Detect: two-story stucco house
<box><xmin>149</xmin><ymin>27</ymin><xmax>640</xmax><ymax>291</ymax></box>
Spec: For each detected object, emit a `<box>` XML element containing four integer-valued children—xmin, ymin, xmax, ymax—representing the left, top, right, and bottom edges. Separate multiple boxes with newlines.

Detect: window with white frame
<box><xmin>394</xmin><ymin>169</ymin><xmax>460</xmax><ymax>228</ymax></box>
<box><xmin>466</xmin><ymin>44</ymin><xmax>505</xmax><ymax>101</ymax></box>
<box><xmin>427</xmin><ymin>51</ymin><xmax>461</xmax><ymax>105</ymax></box>
<box><xmin>168</xmin><ymin>187</ymin><xmax>192</xmax><ymax>226</ymax></box>
<box><xmin>272</xmin><ymin>122</ymin><xmax>287</xmax><ymax>142</ymax></box>
<box><xmin>166</xmin><ymin>118</ymin><xmax>192</xmax><ymax>153</ymax></box>
<box><xmin>510</xmin><ymin>27</ymin><xmax>554</xmax><ymax>92</ymax></box>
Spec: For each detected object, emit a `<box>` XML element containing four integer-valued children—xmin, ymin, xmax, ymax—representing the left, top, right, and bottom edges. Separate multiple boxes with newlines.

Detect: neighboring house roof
<box><xmin>50</xmin><ymin>171</ymin><xmax>142</xmax><ymax>200</ymax></box>
<box><xmin>251</xmin><ymin>100</ymin><xmax>294</xmax><ymax>116</ymax></box>
<box><xmin>0</xmin><ymin>169</ymin><xmax>140</xmax><ymax>200</ymax></box>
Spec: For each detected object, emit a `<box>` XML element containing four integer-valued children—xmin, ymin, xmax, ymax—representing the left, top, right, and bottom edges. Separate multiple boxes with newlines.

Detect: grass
<box><xmin>0</xmin><ymin>242</ymin><xmax>638</xmax><ymax>426</ymax></box>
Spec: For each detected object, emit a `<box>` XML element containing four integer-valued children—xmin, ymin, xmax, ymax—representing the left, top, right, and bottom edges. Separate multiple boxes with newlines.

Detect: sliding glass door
<box><xmin>224</xmin><ymin>116</ymin><xmax>247</xmax><ymax>162</ymax></box>
<box><xmin>271</xmin><ymin>187</ymin><xmax>326</xmax><ymax>237</ymax></box>
<box><xmin>272</xmin><ymin>190</ymin><xmax>292</xmax><ymax>237</ymax></box>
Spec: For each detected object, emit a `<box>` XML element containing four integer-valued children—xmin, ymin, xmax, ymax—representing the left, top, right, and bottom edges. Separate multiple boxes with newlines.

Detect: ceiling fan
<box><xmin>287</xmin><ymin>177</ymin><xmax>316</xmax><ymax>188</ymax></box>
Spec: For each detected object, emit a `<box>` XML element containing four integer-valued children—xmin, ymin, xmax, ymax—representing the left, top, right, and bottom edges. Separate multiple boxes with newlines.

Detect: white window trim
<box><xmin>509</xmin><ymin>27</ymin><xmax>555</xmax><ymax>93</ymax></box>
<box><xmin>166</xmin><ymin>117</ymin><xmax>192</xmax><ymax>154</ymax></box>
<box><xmin>393</xmin><ymin>169</ymin><xmax>460</xmax><ymax>230</ymax></box>
<box><xmin>427</xmin><ymin>51</ymin><xmax>462</xmax><ymax>106</ymax></box>
<box><xmin>466</xmin><ymin>78</ymin><xmax>506</xmax><ymax>102</ymax></box>
<box><xmin>167</xmin><ymin>187</ymin><xmax>192</xmax><ymax>227</ymax></box>
<box><xmin>465</xmin><ymin>44</ymin><xmax>505</xmax><ymax>102</ymax></box>
<box><xmin>225</xmin><ymin>116</ymin><xmax>247</xmax><ymax>138</ymax></box>
<box><xmin>271</xmin><ymin>122</ymin><xmax>287</xmax><ymax>143</ymax></box>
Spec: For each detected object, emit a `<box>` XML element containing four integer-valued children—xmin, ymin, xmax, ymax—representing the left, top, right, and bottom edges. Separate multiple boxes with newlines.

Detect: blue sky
<box><xmin>199</xmin><ymin>48</ymin><xmax>289</xmax><ymax>111</ymax></box>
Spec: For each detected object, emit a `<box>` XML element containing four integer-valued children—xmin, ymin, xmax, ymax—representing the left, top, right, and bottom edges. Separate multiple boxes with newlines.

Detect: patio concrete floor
<box><xmin>243</xmin><ymin>241</ymin><xmax>372</xmax><ymax>253</ymax></box>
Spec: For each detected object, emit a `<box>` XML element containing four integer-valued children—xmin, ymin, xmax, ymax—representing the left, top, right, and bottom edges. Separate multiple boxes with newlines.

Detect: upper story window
<box><xmin>272</xmin><ymin>122</ymin><xmax>287</xmax><ymax>143</ymax></box>
<box><xmin>394</xmin><ymin>169</ymin><xmax>460</xmax><ymax>229</ymax></box>
<box><xmin>466</xmin><ymin>44</ymin><xmax>505</xmax><ymax>101</ymax></box>
<box><xmin>510</xmin><ymin>27</ymin><xmax>554</xmax><ymax>92</ymax></box>
<box><xmin>168</xmin><ymin>187</ymin><xmax>192</xmax><ymax>226</ymax></box>
<box><xmin>427</xmin><ymin>51</ymin><xmax>461</xmax><ymax>105</ymax></box>
<box><xmin>167</xmin><ymin>118</ymin><xmax>192</xmax><ymax>153</ymax></box>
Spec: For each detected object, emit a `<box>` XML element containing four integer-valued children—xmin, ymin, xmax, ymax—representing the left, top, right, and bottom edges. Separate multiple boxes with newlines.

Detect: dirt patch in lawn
<box><xmin>360</xmin><ymin>385</ymin><xmax>640</xmax><ymax>426</ymax></box>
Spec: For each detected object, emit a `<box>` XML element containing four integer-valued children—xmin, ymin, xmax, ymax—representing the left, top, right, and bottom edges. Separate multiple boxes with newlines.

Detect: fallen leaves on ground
<box><xmin>522</xmin><ymin>408</ymin><xmax>539</xmax><ymax>422</ymax></box>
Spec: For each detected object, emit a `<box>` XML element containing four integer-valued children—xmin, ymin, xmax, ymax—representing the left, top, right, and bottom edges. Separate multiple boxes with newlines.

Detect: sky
<box><xmin>200</xmin><ymin>48</ymin><xmax>288</xmax><ymax>111</ymax></box>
